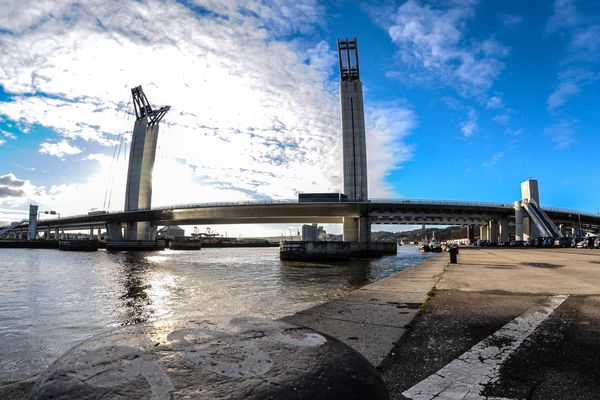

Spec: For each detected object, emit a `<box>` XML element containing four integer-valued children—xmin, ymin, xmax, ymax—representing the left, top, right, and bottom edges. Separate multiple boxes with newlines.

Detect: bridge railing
<box><xmin>369</xmin><ymin>198</ymin><xmax>515</xmax><ymax>208</ymax></box>
<box><xmin>149</xmin><ymin>198</ymin><xmax>517</xmax><ymax>211</ymax></box>
<box><xmin>150</xmin><ymin>199</ymin><xmax>299</xmax><ymax>211</ymax></box>
<box><xmin>542</xmin><ymin>206</ymin><xmax>600</xmax><ymax>219</ymax></box>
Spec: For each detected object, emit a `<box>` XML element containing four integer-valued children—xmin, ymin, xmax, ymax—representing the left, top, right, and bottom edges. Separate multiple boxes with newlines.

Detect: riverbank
<box><xmin>281</xmin><ymin>253</ymin><xmax>448</xmax><ymax>366</ymax></box>
<box><xmin>0</xmin><ymin>246</ymin><xmax>429</xmax><ymax>398</ymax></box>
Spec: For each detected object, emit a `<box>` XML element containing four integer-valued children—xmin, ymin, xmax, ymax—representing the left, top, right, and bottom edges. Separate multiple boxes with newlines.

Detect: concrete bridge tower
<box><xmin>338</xmin><ymin>38</ymin><xmax>370</xmax><ymax>243</ymax></box>
<box><xmin>123</xmin><ymin>86</ymin><xmax>170</xmax><ymax>240</ymax></box>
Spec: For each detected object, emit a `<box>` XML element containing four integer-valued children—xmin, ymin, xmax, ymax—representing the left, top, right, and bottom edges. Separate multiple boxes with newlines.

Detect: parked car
<box><xmin>576</xmin><ymin>237</ymin><xmax>595</xmax><ymax>248</ymax></box>
<box><xmin>554</xmin><ymin>237</ymin><xmax>572</xmax><ymax>248</ymax></box>
<box><xmin>533</xmin><ymin>237</ymin><xmax>554</xmax><ymax>248</ymax></box>
<box><xmin>595</xmin><ymin>237</ymin><xmax>600</xmax><ymax>249</ymax></box>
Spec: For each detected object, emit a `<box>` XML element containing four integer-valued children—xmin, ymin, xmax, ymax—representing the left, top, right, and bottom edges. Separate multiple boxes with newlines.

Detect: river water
<box><xmin>0</xmin><ymin>246</ymin><xmax>431</xmax><ymax>383</ymax></box>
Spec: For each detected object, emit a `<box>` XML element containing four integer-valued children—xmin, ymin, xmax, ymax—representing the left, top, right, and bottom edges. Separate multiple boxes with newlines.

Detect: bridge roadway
<box><xmin>4</xmin><ymin>200</ymin><xmax>600</xmax><ymax>232</ymax></box>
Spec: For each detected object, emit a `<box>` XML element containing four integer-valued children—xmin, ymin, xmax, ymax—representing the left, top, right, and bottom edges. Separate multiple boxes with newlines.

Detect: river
<box><xmin>0</xmin><ymin>246</ymin><xmax>431</xmax><ymax>383</ymax></box>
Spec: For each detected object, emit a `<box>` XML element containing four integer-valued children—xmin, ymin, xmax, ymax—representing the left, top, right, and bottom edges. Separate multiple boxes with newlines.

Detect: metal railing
<box><xmin>541</xmin><ymin>206</ymin><xmax>600</xmax><ymax>219</ymax></box>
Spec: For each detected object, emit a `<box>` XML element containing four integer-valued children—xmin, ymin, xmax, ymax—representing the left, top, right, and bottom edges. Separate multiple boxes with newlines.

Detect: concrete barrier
<box><xmin>105</xmin><ymin>240</ymin><xmax>166</xmax><ymax>251</ymax></box>
<box><xmin>350</xmin><ymin>241</ymin><xmax>398</xmax><ymax>257</ymax></box>
<box><xmin>280</xmin><ymin>240</ymin><xmax>351</xmax><ymax>260</ymax></box>
<box><xmin>31</xmin><ymin>316</ymin><xmax>388</xmax><ymax>400</ymax></box>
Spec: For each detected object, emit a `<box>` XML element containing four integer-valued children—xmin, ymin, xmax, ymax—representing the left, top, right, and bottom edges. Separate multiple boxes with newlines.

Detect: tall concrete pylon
<box><xmin>338</xmin><ymin>38</ymin><xmax>370</xmax><ymax>243</ymax></box>
<box><xmin>123</xmin><ymin>86</ymin><xmax>170</xmax><ymax>240</ymax></box>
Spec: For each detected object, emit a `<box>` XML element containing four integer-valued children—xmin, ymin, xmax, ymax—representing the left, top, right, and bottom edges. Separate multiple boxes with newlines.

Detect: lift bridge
<box><xmin>1</xmin><ymin>39</ymin><xmax>599</xmax><ymax>247</ymax></box>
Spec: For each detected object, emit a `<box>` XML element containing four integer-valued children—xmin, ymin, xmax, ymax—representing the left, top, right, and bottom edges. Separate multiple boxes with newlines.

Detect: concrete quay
<box><xmin>281</xmin><ymin>254</ymin><xmax>448</xmax><ymax>366</ymax></box>
<box><xmin>382</xmin><ymin>247</ymin><xmax>600</xmax><ymax>400</ymax></box>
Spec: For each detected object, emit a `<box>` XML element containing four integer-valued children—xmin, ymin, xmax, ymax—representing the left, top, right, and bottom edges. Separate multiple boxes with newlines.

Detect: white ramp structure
<box><xmin>338</xmin><ymin>38</ymin><xmax>370</xmax><ymax>243</ymax></box>
<box><xmin>516</xmin><ymin>179</ymin><xmax>562</xmax><ymax>240</ymax></box>
<box><xmin>123</xmin><ymin>86</ymin><xmax>170</xmax><ymax>240</ymax></box>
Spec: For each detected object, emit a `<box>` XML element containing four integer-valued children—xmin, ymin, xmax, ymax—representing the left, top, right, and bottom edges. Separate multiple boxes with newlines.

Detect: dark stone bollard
<box><xmin>449</xmin><ymin>247</ymin><xmax>458</xmax><ymax>264</ymax></box>
<box><xmin>31</xmin><ymin>316</ymin><xmax>389</xmax><ymax>400</ymax></box>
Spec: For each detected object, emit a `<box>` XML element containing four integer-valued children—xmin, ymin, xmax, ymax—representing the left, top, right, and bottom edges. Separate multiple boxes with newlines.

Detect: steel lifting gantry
<box><xmin>131</xmin><ymin>86</ymin><xmax>170</xmax><ymax>125</ymax></box>
<box><xmin>337</xmin><ymin>38</ymin><xmax>360</xmax><ymax>82</ymax></box>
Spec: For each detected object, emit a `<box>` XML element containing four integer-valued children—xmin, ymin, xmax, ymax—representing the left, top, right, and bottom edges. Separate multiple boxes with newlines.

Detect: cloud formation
<box><xmin>0</xmin><ymin>0</ymin><xmax>416</xmax><ymax>217</ymax></box>
<box><xmin>381</xmin><ymin>0</ymin><xmax>508</xmax><ymax>96</ymax></box>
<box><xmin>544</xmin><ymin>120</ymin><xmax>577</xmax><ymax>148</ymax></box>
<box><xmin>546</xmin><ymin>0</ymin><xmax>600</xmax><ymax>110</ymax></box>
<box><xmin>460</xmin><ymin>109</ymin><xmax>478</xmax><ymax>137</ymax></box>
<box><xmin>366</xmin><ymin>105</ymin><xmax>417</xmax><ymax>197</ymax></box>
<box><xmin>0</xmin><ymin>174</ymin><xmax>26</xmax><ymax>187</ymax></box>
<box><xmin>0</xmin><ymin>187</ymin><xmax>25</xmax><ymax>198</ymax></box>
<box><xmin>39</xmin><ymin>139</ymin><xmax>83</xmax><ymax>159</ymax></box>
<box><xmin>0</xmin><ymin>173</ymin><xmax>27</xmax><ymax>199</ymax></box>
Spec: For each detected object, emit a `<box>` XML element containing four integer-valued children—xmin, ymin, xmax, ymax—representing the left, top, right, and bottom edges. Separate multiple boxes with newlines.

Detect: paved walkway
<box><xmin>282</xmin><ymin>254</ymin><xmax>448</xmax><ymax>366</ymax></box>
<box><xmin>382</xmin><ymin>248</ymin><xmax>600</xmax><ymax>400</ymax></box>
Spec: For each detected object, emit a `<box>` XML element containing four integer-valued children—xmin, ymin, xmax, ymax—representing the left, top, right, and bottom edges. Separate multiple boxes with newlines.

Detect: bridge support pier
<box><xmin>514</xmin><ymin>201</ymin><xmax>524</xmax><ymax>241</ymax></box>
<box><xmin>466</xmin><ymin>225</ymin><xmax>475</xmax><ymax>242</ymax></box>
<box><xmin>480</xmin><ymin>224</ymin><xmax>489</xmax><ymax>241</ymax></box>
<box><xmin>343</xmin><ymin>217</ymin><xmax>370</xmax><ymax>243</ymax></box>
<box><xmin>488</xmin><ymin>220</ymin><xmax>499</xmax><ymax>243</ymax></box>
<box><xmin>572</xmin><ymin>221</ymin><xmax>582</xmax><ymax>237</ymax></box>
<box><xmin>499</xmin><ymin>219</ymin><xmax>509</xmax><ymax>242</ymax></box>
<box><xmin>106</xmin><ymin>223</ymin><xmax>124</xmax><ymax>241</ymax></box>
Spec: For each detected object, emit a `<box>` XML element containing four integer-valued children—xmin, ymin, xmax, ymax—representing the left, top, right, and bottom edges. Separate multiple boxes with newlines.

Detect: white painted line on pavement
<box><xmin>402</xmin><ymin>295</ymin><xmax>569</xmax><ymax>400</ymax></box>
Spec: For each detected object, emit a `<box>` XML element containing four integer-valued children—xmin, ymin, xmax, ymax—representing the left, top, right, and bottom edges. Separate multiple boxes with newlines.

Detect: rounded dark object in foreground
<box><xmin>31</xmin><ymin>316</ymin><xmax>389</xmax><ymax>400</ymax></box>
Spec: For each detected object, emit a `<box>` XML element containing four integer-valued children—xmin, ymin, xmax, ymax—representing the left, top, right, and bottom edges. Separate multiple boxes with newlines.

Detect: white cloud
<box><xmin>0</xmin><ymin>0</ymin><xmax>417</xmax><ymax>224</ymax></box>
<box><xmin>39</xmin><ymin>139</ymin><xmax>82</xmax><ymax>159</ymax></box>
<box><xmin>544</xmin><ymin>120</ymin><xmax>577</xmax><ymax>148</ymax></box>
<box><xmin>0</xmin><ymin>173</ymin><xmax>26</xmax><ymax>187</ymax></box>
<box><xmin>547</xmin><ymin>0</ymin><xmax>581</xmax><ymax>33</ymax></box>
<box><xmin>493</xmin><ymin>114</ymin><xmax>509</xmax><ymax>124</ymax></box>
<box><xmin>482</xmin><ymin>152</ymin><xmax>503</xmax><ymax>168</ymax></box>
<box><xmin>460</xmin><ymin>109</ymin><xmax>477</xmax><ymax>137</ymax></box>
<box><xmin>0</xmin><ymin>138</ymin><xmax>5</xmax><ymax>146</ymax></box>
<box><xmin>486</xmin><ymin>95</ymin><xmax>503</xmax><ymax>109</ymax></box>
<box><xmin>82</xmin><ymin>153</ymin><xmax>112</xmax><ymax>164</ymax></box>
<box><xmin>547</xmin><ymin>80</ymin><xmax>580</xmax><ymax>109</ymax></box>
<box><xmin>500</xmin><ymin>14</ymin><xmax>523</xmax><ymax>29</ymax></box>
<box><xmin>366</xmin><ymin>105</ymin><xmax>417</xmax><ymax>197</ymax></box>
<box><xmin>1</xmin><ymin>129</ymin><xmax>17</xmax><ymax>139</ymax></box>
<box><xmin>382</xmin><ymin>0</ymin><xmax>507</xmax><ymax>95</ymax></box>
<box><xmin>0</xmin><ymin>172</ymin><xmax>48</xmax><ymax>214</ymax></box>
<box><xmin>546</xmin><ymin>0</ymin><xmax>600</xmax><ymax>109</ymax></box>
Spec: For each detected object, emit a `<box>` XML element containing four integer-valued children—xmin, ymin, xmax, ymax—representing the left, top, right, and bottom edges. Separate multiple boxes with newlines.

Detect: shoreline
<box><xmin>280</xmin><ymin>253</ymin><xmax>448</xmax><ymax>367</ymax></box>
<box><xmin>0</xmin><ymin>250</ymin><xmax>446</xmax><ymax>398</ymax></box>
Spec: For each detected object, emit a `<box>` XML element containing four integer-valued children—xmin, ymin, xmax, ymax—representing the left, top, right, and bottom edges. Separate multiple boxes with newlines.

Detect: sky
<box><xmin>0</xmin><ymin>0</ymin><xmax>599</xmax><ymax>236</ymax></box>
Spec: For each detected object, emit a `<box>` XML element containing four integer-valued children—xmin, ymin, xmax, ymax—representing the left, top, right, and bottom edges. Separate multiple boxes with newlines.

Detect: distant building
<box><xmin>157</xmin><ymin>226</ymin><xmax>185</xmax><ymax>239</ymax></box>
<box><xmin>302</xmin><ymin>224</ymin><xmax>327</xmax><ymax>241</ymax></box>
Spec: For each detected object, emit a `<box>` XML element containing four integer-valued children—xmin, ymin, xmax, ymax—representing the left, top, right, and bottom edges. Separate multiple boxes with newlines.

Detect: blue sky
<box><xmin>0</xmin><ymin>0</ymin><xmax>599</xmax><ymax>233</ymax></box>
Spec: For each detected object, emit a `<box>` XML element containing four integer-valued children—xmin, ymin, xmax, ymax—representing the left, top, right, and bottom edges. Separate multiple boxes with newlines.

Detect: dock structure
<box><xmin>338</xmin><ymin>38</ymin><xmax>370</xmax><ymax>244</ymax></box>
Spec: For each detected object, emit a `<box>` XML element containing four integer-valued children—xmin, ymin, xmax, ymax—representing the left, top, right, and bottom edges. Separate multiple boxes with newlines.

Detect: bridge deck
<box><xmin>2</xmin><ymin>200</ymin><xmax>599</xmax><ymax>232</ymax></box>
